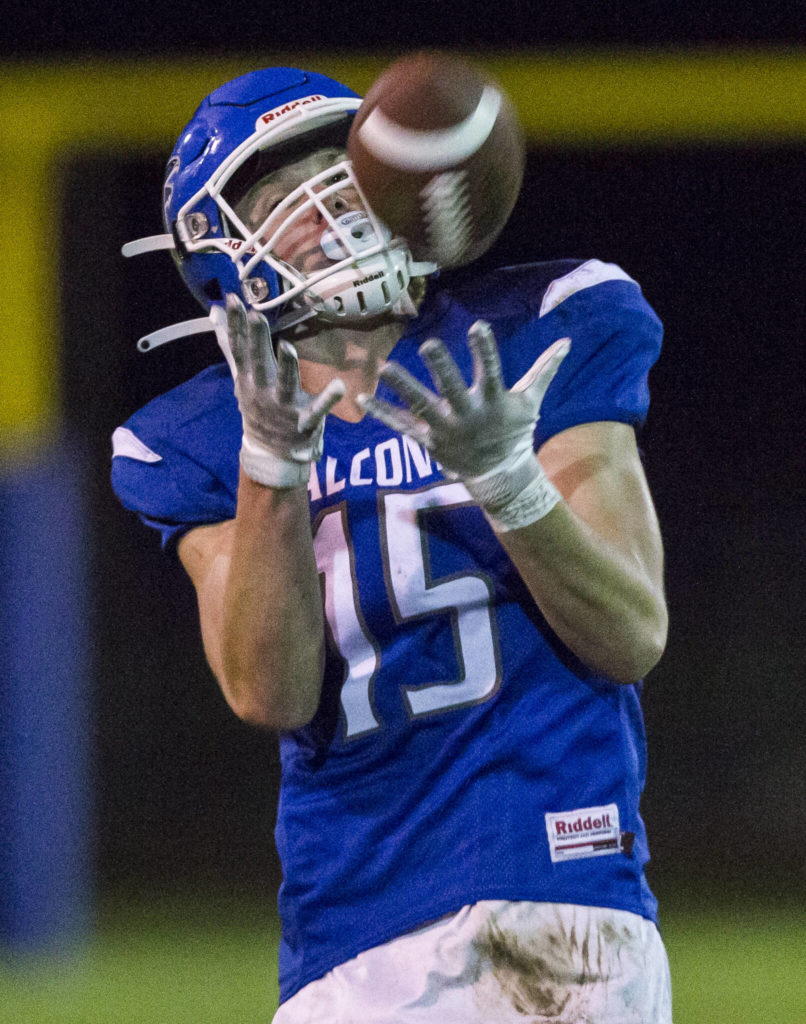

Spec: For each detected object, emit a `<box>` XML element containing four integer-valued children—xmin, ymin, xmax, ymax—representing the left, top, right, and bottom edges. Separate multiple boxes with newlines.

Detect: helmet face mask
<box><xmin>202</xmin><ymin>147</ymin><xmax>411</xmax><ymax>324</ymax></box>
<box><xmin>161</xmin><ymin>69</ymin><xmax>430</xmax><ymax>332</ymax></box>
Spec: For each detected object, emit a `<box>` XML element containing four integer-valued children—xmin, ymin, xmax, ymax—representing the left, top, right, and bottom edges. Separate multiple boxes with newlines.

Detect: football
<box><xmin>348</xmin><ymin>51</ymin><xmax>525</xmax><ymax>269</ymax></box>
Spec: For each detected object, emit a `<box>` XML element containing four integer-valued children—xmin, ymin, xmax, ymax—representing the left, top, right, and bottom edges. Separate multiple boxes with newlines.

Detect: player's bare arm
<box><xmin>503</xmin><ymin>420</ymin><xmax>666</xmax><ymax>682</ymax></box>
<box><xmin>179</xmin><ymin>295</ymin><xmax>345</xmax><ymax>729</ymax></box>
<box><xmin>360</xmin><ymin>320</ymin><xmax>667</xmax><ymax>683</ymax></box>
<box><xmin>178</xmin><ymin>481</ymin><xmax>324</xmax><ymax>729</ymax></box>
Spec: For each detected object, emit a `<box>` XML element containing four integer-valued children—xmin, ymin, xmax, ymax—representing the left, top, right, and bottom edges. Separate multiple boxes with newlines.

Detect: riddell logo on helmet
<box><xmin>257</xmin><ymin>95</ymin><xmax>326</xmax><ymax>128</ymax></box>
<box><xmin>224</xmin><ymin>239</ymin><xmax>256</xmax><ymax>253</ymax></box>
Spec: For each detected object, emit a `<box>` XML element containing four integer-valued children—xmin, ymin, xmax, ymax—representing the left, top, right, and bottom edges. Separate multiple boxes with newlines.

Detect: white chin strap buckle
<box><xmin>320</xmin><ymin>212</ymin><xmax>389</xmax><ymax>261</ymax></box>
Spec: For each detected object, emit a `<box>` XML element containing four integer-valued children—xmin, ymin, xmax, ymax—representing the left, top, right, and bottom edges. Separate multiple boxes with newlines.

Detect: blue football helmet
<box><xmin>123</xmin><ymin>67</ymin><xmax>435</xmax><ymax>351</ymax></box>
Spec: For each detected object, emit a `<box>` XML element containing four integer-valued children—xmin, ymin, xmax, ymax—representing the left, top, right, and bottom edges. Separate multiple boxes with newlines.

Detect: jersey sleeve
<box><xmin>110</xmin><ymin>364</ymin><xmax>241</xmax><ymax>551</ymax></box>
<box><xmin>517</xmin><ymin>260</ymin><xmax>663</xmax><ymax>447</ymax></box>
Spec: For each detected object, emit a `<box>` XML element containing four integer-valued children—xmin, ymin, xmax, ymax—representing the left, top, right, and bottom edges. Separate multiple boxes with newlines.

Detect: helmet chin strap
<box><xmin>134</xmin><ymin>316</ymin><xmax>216</xmax><ymax>352</ymax></box>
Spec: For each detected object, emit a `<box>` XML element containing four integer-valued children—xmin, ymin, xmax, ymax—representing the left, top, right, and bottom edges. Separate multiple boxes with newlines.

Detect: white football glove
<box><xmin>358</xmin><ymin>320</ymin><xmax>570</xmax><ymax>531</ymax></box>
<box><xmin>226</xmin><ymin>294</ymin><xmax>345</xmax><ymax>488</ymax></box>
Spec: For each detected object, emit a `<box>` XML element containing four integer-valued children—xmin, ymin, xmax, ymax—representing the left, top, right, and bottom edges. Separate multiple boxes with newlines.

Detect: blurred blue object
<box><xmin>0</xmin><ymin>439</ymin><xmax>93</xmax><ymax>953</ymax></box>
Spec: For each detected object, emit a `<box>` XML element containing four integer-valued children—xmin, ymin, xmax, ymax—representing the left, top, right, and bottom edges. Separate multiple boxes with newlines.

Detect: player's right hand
<box><xmin>226</xmin><ymin>294</ymin><xmax>345</xmax><ymax>488</ymax></box>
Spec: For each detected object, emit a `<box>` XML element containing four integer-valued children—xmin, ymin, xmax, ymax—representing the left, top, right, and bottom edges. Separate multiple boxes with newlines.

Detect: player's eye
<box><xmin>257</xmin><ymin>195</ymin><xmax>286</xmax><ymax>220</ymax></box>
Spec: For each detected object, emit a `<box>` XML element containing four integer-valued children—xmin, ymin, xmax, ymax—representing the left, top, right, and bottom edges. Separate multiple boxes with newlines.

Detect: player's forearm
<box><xmin>219</xmin><ymin>471</ymin><xmax>325</xmax><ymax>729</ymax></box>
<box><xmin>497</xmin><ymin>500</ymin><xmax>668</xmax><ymax>683</ymax></box>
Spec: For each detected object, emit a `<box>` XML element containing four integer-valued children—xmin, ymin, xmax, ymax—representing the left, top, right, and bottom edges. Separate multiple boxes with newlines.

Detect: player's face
<box><xmin>236</xmin><ymin>148</ymin><xmax>364</xmax><ymax>275</ymax></box>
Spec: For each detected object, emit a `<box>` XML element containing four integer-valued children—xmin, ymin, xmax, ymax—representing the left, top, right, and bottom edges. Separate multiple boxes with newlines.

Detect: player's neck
<box><xmin>284</xmin><ymin>315</ymin><xmax>409</xmax><ymax>423</ymax></box>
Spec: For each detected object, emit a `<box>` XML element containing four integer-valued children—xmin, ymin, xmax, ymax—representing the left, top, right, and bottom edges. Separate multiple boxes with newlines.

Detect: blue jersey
<box><xmin>112</xmin><ymin>259</ymin><xmax>664</xmax><ymax>1003</ymax></box>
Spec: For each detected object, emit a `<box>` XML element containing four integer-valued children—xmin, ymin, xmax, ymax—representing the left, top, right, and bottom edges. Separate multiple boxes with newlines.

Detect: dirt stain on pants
<box><xmin>472</xmin><ymin>904</ymin><xmax>643</xmax><ymax>1022</ymax></box>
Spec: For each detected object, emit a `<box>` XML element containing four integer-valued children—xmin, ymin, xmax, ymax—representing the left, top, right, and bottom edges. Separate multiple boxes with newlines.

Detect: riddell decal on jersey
<box><xmin>545</xmin><ymin>803</ymin><xmax>621</xmax><ymax>863</ymax></box>
<box><xmin>256</xmin><ymin>95</ymin><xmax>326</xmax><ymax>130</ymax></box>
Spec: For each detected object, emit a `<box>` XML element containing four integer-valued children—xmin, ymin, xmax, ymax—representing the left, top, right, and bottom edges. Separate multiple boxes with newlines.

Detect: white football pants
<box><xmin>273</xmin><ymin>899</ymin><xmax>673</xmax><ymax>1023</ymax></box>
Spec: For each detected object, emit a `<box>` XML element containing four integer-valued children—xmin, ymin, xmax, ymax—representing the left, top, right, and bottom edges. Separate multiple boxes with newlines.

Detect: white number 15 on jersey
<box><xmin>312</xmin><ymin>482</ymin><xmax>502</xmax><ymax>740</ymax></box>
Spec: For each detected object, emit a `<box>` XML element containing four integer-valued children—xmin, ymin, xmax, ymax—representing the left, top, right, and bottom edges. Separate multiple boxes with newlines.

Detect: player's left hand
<box><xmin>358</xmin><ymin>321</ymin><xmax>571</xmax><ymax>531</ymax></box>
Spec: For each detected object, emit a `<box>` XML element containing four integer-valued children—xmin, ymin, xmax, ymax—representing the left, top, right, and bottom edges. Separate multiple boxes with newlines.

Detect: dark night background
<box><xmin>11</xmin><ymin>0</ymin><xmax>804</xmax><ymax>916</ymax></box>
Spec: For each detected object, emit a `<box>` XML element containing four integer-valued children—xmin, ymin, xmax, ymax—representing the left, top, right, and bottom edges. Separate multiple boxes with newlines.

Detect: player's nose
<box><xmin>320</xmin><ymin>186</ymin><xmax>363</xmax><ymax>219</ymax></box>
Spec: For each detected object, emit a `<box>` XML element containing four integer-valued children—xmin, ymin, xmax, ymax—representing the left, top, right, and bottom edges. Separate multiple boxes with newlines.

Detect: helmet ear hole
<box><xmin>202</xmin><ymin>279</ymin><xmax>223</xmax><ymax>302</ymax></box>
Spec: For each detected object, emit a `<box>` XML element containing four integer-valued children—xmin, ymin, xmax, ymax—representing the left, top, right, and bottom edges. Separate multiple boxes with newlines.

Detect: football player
<box><xmin>112</xmin><ymin>66</ymin><xmax>673</xmax><ymax>1022</ymax></box>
